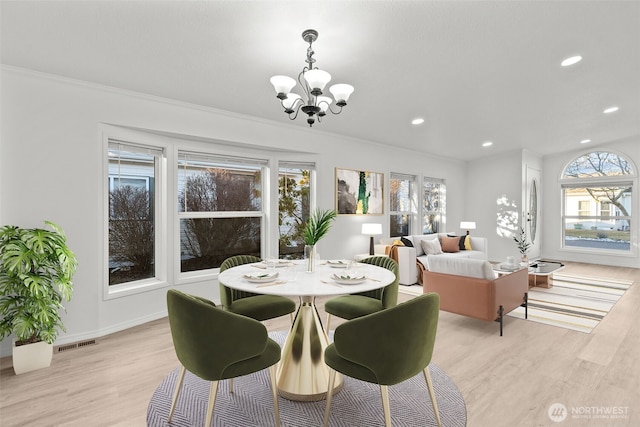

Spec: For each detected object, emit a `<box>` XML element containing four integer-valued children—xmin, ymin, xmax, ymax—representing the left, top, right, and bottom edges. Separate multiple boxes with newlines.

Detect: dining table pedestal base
<box><xmin>276</xmin><ymin>296</ymin><xmax>343</xmax><ymax>401</ymax></box>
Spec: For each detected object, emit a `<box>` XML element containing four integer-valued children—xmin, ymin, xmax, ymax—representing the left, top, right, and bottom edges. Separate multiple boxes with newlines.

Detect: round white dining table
<box><xmin>217</xmin><ymin>259</ymin><xmax>395</xmax><ymax>402</ymax></box>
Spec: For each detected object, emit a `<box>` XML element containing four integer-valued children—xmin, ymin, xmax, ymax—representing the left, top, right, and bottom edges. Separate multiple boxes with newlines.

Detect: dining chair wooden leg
<box><xmin>325</xmin><ymin>313</ymin><xmax>332</xmax><ymax>333</ymax></box>
<box><xmin>323</xmin><ymin>368</ymin><xmax>337</xmax><ymax>427</ymax></box>
<box><xmin>228</xmin><ymin>378</ymin><xmax>234</xmax><ymax>393</ymax></box>
<box><xmin>168</xmin><ymin>365</ymin><xmax>186</xmax><ymax>423</ymax></box>
<box><xmin>268</xmin><ymin>365</ymin><xmax>281</xmax><ymax>427</ymax></box>
<box><xmin>205</xmin><ymin>380</ymin><xmax>219</xmax><ymax>427</ymax></box>
<box><xmin>423</xmin><ymin>366</ymin><xmax>442</xmax><ymax>427</ymax></box>
<box><xmin>290</xmin><ymin>312</ymin><xmax>294</xmax><ymax>325</ymax></box>
<box><xmin>380</xmin><ymin>385</ymin><xmax>392</xmax><ymax>427</ymax></box>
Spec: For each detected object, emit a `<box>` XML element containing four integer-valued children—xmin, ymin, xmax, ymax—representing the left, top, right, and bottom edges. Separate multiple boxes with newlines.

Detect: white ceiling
<box><xmin>2</xmin><ymin>0</ymin><xmax>639</xmax><ymax>161</ymax></box>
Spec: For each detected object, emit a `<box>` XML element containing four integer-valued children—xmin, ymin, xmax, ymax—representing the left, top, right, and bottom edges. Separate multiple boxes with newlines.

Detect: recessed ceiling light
<box><xmin>482</xmin><ymin>141</ymin><xmax>493</xmax><ymax>147</ymax></box>
<box><xmin>561</xmin><ymin>55</ymin><xmax>582</xmax><ymax>67</ymax></box>
<box><xmin>603</xmin><ymin>106</ymin><xmax>619</xmax><ymax>114</ymax></box>
<box><xmin>580</xmin><ymin>139</ymin><xmax>591</xmax><ymax>144</ymax></box>
<box><xmin>411</xmin><ymin>118</ymin><xmax>425</xmax><ymax>125</ymax></box>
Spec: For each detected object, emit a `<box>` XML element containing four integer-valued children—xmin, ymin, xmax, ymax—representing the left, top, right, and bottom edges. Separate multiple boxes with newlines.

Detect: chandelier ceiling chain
<box><xmin>270</xmin><ymin>29</ymin><xmax>354</xmax><ymax>127</ymax></box>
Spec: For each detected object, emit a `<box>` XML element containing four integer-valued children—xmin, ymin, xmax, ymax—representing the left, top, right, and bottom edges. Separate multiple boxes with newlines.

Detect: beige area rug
<box><xmin>507</xmin><ymin>273</ymin><xmax>633</xmax><ymax>333</ymax></box>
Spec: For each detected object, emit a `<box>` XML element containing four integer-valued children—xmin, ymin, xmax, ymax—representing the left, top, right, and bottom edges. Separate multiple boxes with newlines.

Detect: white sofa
<box><xmin>376</xmin><ymin>233</ymin><xmax>488</xmax><ymax>285</ymax></box>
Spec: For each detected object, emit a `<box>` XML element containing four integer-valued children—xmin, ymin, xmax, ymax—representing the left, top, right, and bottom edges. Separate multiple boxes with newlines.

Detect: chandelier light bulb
<box><xmin>329</xmin><ymin>84</ymin><xmax>354</xmax><ymax>106</ymax></box>
<box><xmin>270</xmin><ymin>75</ymin><xmax>296</xmax><ymax>99</ymax></box>
<box><xmin>303</xmin><ymin>69</ymin><xmax>331</xmax><ymax>95</ymax></box>
<box><xmin>282</xmin><ymin>93</ymin><xmax>302</xmax><ymax>112</ymax></box>
<box><xmin>317</xmin><ymin>96</ymin><xmax>333</xmax><ymax>115</ymax></box>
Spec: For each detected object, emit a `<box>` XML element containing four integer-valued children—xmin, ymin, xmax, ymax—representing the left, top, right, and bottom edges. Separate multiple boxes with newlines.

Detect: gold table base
<box><xmin>276</xmin><ymin>296</ymin><xmax>343</xmax><ymax>401</ymax></box>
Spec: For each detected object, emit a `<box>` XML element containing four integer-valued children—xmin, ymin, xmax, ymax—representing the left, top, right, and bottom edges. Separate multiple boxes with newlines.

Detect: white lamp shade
<box><xmin>316</xmin><ymin>96</ymin><xmax>333</xmax><ymax>112</ymax></box>
<box><xmin>270</xmin><ymin>75</ymin><xmax>296</xmax><ymax>95</ymax></box>
<box><xmin>329</xmin><ymin>83</ymin><xmax>354</xmax><ymax>103</ymax></box>
<box><xmin>282</xmin><ymin>93</ymin><xmax>302</xmax><ymax>110</ymax></box>
<box><xmin>460</xmin><ymin>221</ymin><xmax>476</xmax><ymax>230</ymax></box>
<box><xmin>303</xmin><ymin>69</ymin><xmax>331</xmax><ymax>92</ymax></box>
<box><xmin>362</xmin><ymin>223</ymin><xmax>383</xmax><ymax>235</ymax></box>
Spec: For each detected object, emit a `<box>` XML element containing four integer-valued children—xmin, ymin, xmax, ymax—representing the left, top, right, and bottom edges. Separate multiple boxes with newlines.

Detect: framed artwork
<box><xmin>335</xmin><ymin>168</ymin><xmax>384</xmax><ymax>215</ymax></box>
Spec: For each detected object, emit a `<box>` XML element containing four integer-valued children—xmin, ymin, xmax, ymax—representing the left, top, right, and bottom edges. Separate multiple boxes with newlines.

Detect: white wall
<box><xmin>466</xmin><ymin>149</ymin><xmax>529</xmax><ymax>263</ymax></box>
<box><xmin>0</xmin><ymin>68</ymin><xmax>467</xmax><ymax>357</ymax></box>
<box><xmin>541</xmin><ymin>138</ymin><xmax>639</xmax><ymax>267</ymax></box>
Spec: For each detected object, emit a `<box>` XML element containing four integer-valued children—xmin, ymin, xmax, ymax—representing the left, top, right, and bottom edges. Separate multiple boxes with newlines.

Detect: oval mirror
<box><xmin>529</xmin><ymin>179</ymin><xmax>538</xmax><ymax>244</ymax></box>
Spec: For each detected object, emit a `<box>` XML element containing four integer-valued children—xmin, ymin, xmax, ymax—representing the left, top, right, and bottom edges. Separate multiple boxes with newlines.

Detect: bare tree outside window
<box><xmin>278</xmin><ymin>168</ymin><xmax>310</xmax><ymax>259</ymax></box>
<box><xmin>390</xmin><ymin>174</ymin><xmax>414</xmax><ymax>236</ymax></box>
<box><xmin>423</xmin><ymin>178</ymin><xmax>444</xmax><ymax>234</ymax></box>
<box><xmin>109</xmin><ymin>185</ymin><xmax>155</xmax><ymax>285</ymax></box>
<box><xmin>179</xmin><ymin>168</ymin><xmax>262</xmax><ymax>271</ymax></box>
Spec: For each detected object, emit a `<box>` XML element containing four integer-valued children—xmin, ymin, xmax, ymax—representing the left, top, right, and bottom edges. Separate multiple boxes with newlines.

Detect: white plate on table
<box><xmin>331</xmin><ymin>273</ymin><xmax>367</xmax><ymax>285</ymax></box>
<box><xmin>243</xmin><ymin>272</ymin><xmax>279</xmax><ymax>283</ymax></box>
<box><xmin>326</xmin><ymin>260</ymin><xmax>350</xmax><ymax>268</ymax></box>
<box><xmin>261</xmin><ymin>260</ymin><xmax>292</xmax><ymax>268</ymax></box>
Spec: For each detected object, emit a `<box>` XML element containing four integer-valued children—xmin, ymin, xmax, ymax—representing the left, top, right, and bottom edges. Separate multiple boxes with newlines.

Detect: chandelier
<box><xmin>270</xmin><ymin>29</ymin><xmax>354</xmax><ymax>127</ymax></box>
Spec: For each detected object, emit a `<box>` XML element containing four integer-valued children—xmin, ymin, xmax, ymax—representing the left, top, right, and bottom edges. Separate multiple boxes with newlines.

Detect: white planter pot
<box><xmin>12</xmin><ymin>340</ymin><xmax>53</xmax><ymax>375</ymax></box>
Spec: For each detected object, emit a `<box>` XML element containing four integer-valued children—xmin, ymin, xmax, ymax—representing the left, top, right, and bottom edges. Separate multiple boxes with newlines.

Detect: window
<box><xmin>562</xmin><ymin>151</ymin><xmax>634</xmax><ymax>252</ymax></box>
<box><xmin>578</xmin><ymin>200</ymin><xmax>590</xmax><ymax>217</ymax></box>
<box><xmin>422</xmin><ymin>177</ymin><xmax>445</xmax><ymax>234</ymax></box>
<box><xmin>600</xmin><ymin>202</ymin><xmax>612</xmax><ymax>218</ymax></box>
<box><xmin>108</xmin><ymin>141</ymin><xmax>164</xmax><ymax>287</ymax></box>
<box><xmin>389</xmin><ymin>173</ymin><xmax>416</xmax><ymax>236</ymax></box>
<box><xmin>177</xmin><ymin>151</ymin><xmax>266</xmax><ymax>273</ymax></box>
<box><xmin>278</xmin><ymin>162</ymin><xmax>314</xmax><ymax>259</ymax></box>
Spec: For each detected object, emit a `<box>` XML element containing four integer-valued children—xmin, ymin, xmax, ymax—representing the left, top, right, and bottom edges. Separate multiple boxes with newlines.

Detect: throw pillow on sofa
<box><xmin>400</xmin><ymin>236</ymin><xmax>413</xmax><ymax>247</ymax></box>
<box><xmin>458</xmin><ymin>235</ymin><xmax>467</xmax><ymax>251</ymax></box>
<box><xmin>464</xmin><ymin>235</ymin><xmax>472</xmax><ymax>250</ymax></box>
<box><xmin>421</xmin><ymin>238</ymin><xmax>443</xmax><ymax>255</ymax></box>
<box><xmin>440</xmin><ymin>236</ymin><xmax>461</xmax><ymax>253</ymax></box>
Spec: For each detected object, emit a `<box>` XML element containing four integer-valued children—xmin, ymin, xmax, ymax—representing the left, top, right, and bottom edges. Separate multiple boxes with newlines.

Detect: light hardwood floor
<box><xmin>1</xmin><ymin>262</ymin><xmax>638</xmax><ymax>427</ymax></box>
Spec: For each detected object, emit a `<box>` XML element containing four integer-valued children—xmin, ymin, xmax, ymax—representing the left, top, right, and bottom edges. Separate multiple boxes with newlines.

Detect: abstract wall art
<box><xmin>335</xmin><ymin>168</ymin><xmax>384</xmax><ymax>215</ymax></box>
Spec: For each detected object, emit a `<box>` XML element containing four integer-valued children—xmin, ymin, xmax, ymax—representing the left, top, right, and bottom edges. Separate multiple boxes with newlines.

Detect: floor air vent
<box><xmin>56</xmin><ymin>339</ymin><xmax>97</xmax><ymax>352</ymax></box>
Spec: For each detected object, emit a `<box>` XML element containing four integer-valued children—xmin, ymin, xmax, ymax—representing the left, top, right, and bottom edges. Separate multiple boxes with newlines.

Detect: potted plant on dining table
<box><xmin>302</xmin><ymin>209</ymin><xmax>337</xmax><ymax>272</ymax></box>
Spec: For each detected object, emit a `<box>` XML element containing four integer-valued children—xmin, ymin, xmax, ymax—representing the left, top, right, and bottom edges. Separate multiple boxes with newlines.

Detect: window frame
<box><xmin>560</xmin><ymin>150</ymin><xmax>636</xmax><ymax>256</ymax></box>
<box><xmin>103</xmin><ymin>135</ymin><xmax>168</xmax><ymax>300</ymax></box>
<box><xmin>176</xmin><ymin>150</ymin><xmax>268</xmax><ymax>281</ymax></box>
<box><xmin>421</xmin><ymin>177</ymin><xmax>446</xmax><ymax>235</ymax></box>
<box><xmin>389</xmin><ymin>172</ymin><xmax>416</xmax><ymax>236</ymax></box>
<box><xmin>277</xmin><ymin>161</ymin><xmax>316</xmax><ymax>260</ymax></box>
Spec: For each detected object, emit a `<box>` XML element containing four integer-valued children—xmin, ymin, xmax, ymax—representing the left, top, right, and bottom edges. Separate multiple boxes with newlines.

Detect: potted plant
<box><xmin>0</xmin><ymin>221</ymin><xmax>78</xmax><ymax>374</ymax></box>
<box><xmin>513</xmin><ymin>226</ymin><xmax>531</xmax><ymax>265</ymax></box>
<box><xmin>573</xmin><ymin>223</ymin><xmax>583</xmax><ymax>230</ymax></box>
<box><xmin>302</xmin><ymin>209</ymin><xmax>337</xmax><ymax>272</ymax></box>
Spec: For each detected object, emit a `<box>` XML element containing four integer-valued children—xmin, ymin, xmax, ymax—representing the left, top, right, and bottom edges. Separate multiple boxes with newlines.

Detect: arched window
<box><xmin>561</xmin><ymin>151</ymin><xmax>635</xmax><ymax>253</ymax></box>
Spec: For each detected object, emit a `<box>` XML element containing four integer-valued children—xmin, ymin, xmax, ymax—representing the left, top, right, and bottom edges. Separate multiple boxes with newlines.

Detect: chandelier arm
<box><xmin>298</xmin><ymin>68</ymin><xmax>312</xmax><ymax>100</ymax></box>
<box><xmin>325</xmin><ymin>104</ymin><xmax>345</xmax><ymax>115</ymax></box>
<box><xmin>286</xmin><ymin>102</ymin><xmax>303</xmax><ymax>121</ymax></box>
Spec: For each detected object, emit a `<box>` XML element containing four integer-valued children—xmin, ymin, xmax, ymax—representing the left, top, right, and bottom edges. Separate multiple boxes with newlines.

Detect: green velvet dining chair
<box><xmin>219</xmin><ymin>255</ymin><xmax>296</xmax><ymax>323</ymax></box>
<box><xmin>323</xmin><ymin>293</ymin><xmax>442</xmax><ymax>427</ymax></box>
<box><xmin>324</xmin><ymin>256</ymin><xmax>399</xmax><ymax>332</ymax></box>
<box><xmin>166</xmin><ymin>289</ymin><xmax>281</xmax><ymax>427</ymax></box>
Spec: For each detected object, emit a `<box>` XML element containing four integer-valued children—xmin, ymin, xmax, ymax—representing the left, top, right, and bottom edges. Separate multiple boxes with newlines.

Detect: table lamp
<box><xmin>362</xmin><ymin>223</ymin><xmax>383</xmax><ymax>255</ymax></box>
<box><xmin>460</xmin><ymin>221</ymin><xmax>476</xmax><ymax>235</ymax></box>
